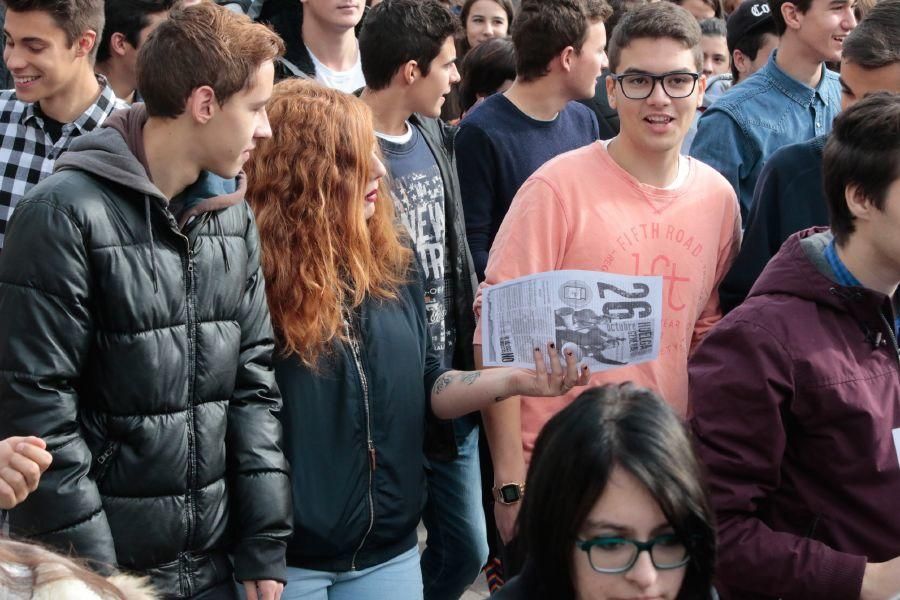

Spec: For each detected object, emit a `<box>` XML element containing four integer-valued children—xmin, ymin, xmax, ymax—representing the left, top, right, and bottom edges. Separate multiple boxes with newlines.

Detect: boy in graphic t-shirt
<box><xmin>475</xmin><ymin>0</ymin><xmax>741</xmax><ymax>550</ymax></box>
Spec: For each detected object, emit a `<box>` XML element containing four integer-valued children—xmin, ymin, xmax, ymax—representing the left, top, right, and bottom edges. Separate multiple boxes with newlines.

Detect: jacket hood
<box><xmin>54</xmin><ymin>104</ymin><xmax>164</xmax><ymax>200</ymax></box>
<box><xmin>747</xmin><ymin>227</ymin><xmax>893</xmax><ymax>337</ymax></box>
<box><xmin>53</xmin><ymin>104</ymin><xmax>247</xmax><ymax>224</ymax></box>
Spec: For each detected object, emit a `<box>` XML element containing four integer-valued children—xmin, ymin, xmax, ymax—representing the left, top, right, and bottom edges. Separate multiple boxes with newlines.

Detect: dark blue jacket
<box><xmin>275</xmin><ymin>274</ymin><xmax>450</xmax><ymax>573</ymax></box>
<box><xmin>719</xmin><ymin>134</ymin><xmax>827</xmax><ymax>313</ymax></box>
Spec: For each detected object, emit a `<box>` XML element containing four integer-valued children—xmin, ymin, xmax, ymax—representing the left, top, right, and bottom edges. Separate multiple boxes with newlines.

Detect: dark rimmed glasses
<box><xmin>610</xmin><ymin>71</ymin><xmax>700</xmax><ymax>100</ymax></box>
<box><xmin>575</xmin><ymin>534</ymin><xmax>691</xmax><ymax>574</ymax></box>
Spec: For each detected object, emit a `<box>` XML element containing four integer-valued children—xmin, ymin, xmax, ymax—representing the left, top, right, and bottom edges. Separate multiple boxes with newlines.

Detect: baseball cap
<box><xmin>726</xmin><ymin>0</ymin><xmax>774</xmax><ymax>52</ymax></box>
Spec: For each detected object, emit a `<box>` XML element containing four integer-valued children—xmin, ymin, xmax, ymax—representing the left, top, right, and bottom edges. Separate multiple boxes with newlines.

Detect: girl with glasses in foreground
<box><xmin>495</xmin><ymin>384</ymin><xmax>716</xmax><ymax>600</ymax></box>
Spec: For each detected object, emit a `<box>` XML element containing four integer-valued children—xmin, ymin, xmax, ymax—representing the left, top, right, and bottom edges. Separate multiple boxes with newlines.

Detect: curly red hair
<box><xmin>245</xmin><ymin>79</ymin><xmax>411</xmax><ymax>367</ymax></box>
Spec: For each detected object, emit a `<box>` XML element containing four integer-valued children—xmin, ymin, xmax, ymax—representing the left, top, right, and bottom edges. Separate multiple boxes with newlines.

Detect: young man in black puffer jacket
<box><xmin>0</xmin><ymin>5</ymin><xmax>292</xmax><ymax>599</ymax></box>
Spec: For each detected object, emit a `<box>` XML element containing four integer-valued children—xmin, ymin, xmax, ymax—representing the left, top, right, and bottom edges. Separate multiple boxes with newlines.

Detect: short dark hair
<box><xmin>459</xmin><ymin>36</ymin><xmax>516</xmax><ymax>112</ymax></box>
<box><xmin>137</xmin><ymin>3</ymin><xmax>284</xmax><ymax>118</ymax></box>
<box><xmin>605</xmin><ymin>0</ymin><xmax>648</xmax><ymax>39</ymax></box>
<box><xmin>359</xmin><ymin>0</ymin><xmax>461</xmax><ymax>91</ymax></box>
<box><xmin>608</xmin><ymin>2</ymin><xmax>702</xmax><ymax>72</ymax></box>
<box><xmin>841</xmin><ymin>0</ymin><xmax>900</xmax><ymax>69</ymax></box>
<box><xmin>730</xmin><ymin>19</ymin><xmax>777</xmax><ymax>80</ymax></box>
<box><xmin>769</xmin><ymin>0</ymin><xmax>813</xmax><ymax>36</ymax></box>
<box><xmin>670</xmin><ymin>0</ymin><xmax>724</xmax><ymax>18</ymax></box>
<box><xmin>517</xmin><ymin>384</ymin><xmax>717</xmax><ymax>599</ymax></box>
<box><xmin>97</xmin><ymin>0</ymin><xmax>177</xmax><ymax>63</ymax></box>
<box><xmin>512</xmin><ymin>0</ymin><xmax>613</xmax><ymax>82</ymax></box>
<box><xmin>700</xmin><ymin>16</ymin><xmax>726</xmax><ymax>37</ymax></box>
<box><xmin>458</xmin><ymin>0</ymin><xmax>516</xmax><ymax>55</ymax></box>
<box><xmin>823</xmin><ymin>93</ymin><xmax>900</xmax><ymax>245</ymax></box>
<box><xmin>4</xmin><ymin>0</ymin><xmax>105</xmax><ymax>60</ymax></box>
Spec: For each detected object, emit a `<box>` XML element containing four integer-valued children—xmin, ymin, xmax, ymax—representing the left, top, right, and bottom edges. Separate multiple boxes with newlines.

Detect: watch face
<box><xmin>500</xmin><ymin>484</ymin><xmax>520</xmax><ymax>503</ymax></box>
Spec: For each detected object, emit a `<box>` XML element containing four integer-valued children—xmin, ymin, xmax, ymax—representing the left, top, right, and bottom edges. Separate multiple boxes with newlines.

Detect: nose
<box><xmin>703</xmin><ymin>58</ymin><xmax>713</xmax><ymax>76</ymax></box>
<box><xmin>624</xmin><ymin>549</ymin><xmax>660</xmax><ymax>590</ymax></box>
<box><xmin>372</xmin><ymin>153</ymin><xmax>387</xmax><ymax>180</ymax></box>
<box><xmin>646</xmin><ymin>77</ymin><xmax>671</xmax><ymax>106</ymax></box>
<box><xmin>255</xmin><ymin>107</ymin><xmax>273</xmax><ymax>140</ymax></box>
<box><xmin>450</xmin><ymin>62</ymin><xmax>461</xmax><ymax>85</ymax></box>
<box><xmin>842</xmin><ymin>5</ymin><xmax>857</xmax><ymax>31</ymax></box>
<box><xmin>4</xmin><ymin>44</ymin><xmax>25</xmax><ymax>71</ymax></box>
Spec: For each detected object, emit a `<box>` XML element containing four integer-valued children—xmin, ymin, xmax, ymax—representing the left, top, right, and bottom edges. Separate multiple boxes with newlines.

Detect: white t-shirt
<box><xmin>306</xmin><ymin>45</ymin><xmax>366</xmax><ymax>94</ymax></box>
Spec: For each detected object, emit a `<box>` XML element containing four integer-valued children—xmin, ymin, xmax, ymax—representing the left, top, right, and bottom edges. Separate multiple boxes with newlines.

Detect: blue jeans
<box><xmin>281</xmin><ymin>546</ymin><xmax>422</xmax><ymax>600</ymax></box>
<box><xmin>421</xmin><ymin>416</ymin><xmax>489</xmax><ymax>600</ymax></box>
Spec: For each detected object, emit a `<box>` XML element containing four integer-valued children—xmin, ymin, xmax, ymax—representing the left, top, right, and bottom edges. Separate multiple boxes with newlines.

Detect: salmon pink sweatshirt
<box><xmin>474</xmin><ymin>141</ymin><xmax>741</xmax><ymax>463</ymax></box>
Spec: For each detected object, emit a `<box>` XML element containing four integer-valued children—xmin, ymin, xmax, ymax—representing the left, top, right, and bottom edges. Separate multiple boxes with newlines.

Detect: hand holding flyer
<box><xmin>481</xmin><ymin>270</ymin><xmax>663</xmax><ymax>370</ymax></box>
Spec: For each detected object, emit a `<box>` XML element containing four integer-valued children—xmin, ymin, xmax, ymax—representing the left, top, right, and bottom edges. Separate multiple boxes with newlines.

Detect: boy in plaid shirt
<box><xmin>0</xmin><ymin>0</ymin><xmax>122</xmax><ymax>249</ymax></box>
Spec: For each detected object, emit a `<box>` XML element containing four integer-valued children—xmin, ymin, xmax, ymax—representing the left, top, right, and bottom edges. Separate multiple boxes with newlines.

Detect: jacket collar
<box><xmin>762</xmin><ymin>50</ymin><xmax>830</xmax><ymax>108</ymax></box>
<box><xmin>20</xmin><ymin>74</ymin><xmax>120</xmax><ymax>134</ymax></box>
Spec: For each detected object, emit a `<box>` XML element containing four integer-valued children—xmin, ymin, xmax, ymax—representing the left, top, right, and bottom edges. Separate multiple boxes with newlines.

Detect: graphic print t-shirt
<box><xmin>378</xmin><ymin>123</ymin><xmax>454</xmax><ymax>366</ymax></box>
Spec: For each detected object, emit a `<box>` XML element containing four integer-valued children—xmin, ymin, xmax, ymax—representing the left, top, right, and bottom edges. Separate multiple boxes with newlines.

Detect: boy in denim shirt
<box><xmin>690</xmin><ymin>0</ymin><xmax>854</xmax><ymax>219</ymax></box>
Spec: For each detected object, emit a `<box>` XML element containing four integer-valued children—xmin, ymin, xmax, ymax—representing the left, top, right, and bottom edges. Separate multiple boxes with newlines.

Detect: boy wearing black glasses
<box><xmin>473</xmin><ymin>0</ymin><xmax>741</xmax><ymax>573</ymax></box>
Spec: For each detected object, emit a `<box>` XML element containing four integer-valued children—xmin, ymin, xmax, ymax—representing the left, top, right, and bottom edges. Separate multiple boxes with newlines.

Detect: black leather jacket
<box><xmin>0</xmin><ymin>109</ymin><xmax>292</xmax><ymax>598</ymax></box>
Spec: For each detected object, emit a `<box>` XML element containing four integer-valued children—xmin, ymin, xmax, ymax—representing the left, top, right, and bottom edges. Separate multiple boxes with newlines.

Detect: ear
<box><xmin>559</xmin><ymin>46</ymin><xmax>577</xmax><ymax>73</ymax></box>
<box><xmin>186</xmin><ymin>85</ymin><xmax>217</xmax><ymax>125</ymax></box>
<box><xmin>74</xmin><ymin>30</ymin><xmax>97</xmax><ymax>58</ymax></box>
<box><xmin>781</xmin><ymin>1</ymin><xmax>803</xmax><ymax>31</ymax></box>
<box><xmin>845</xmin><ymin>184</ymin><xmax>876</xmax><ymax>222</ymax></box>
<box><xmin>402</xmin><ymin>60</ymin><xmax>419</xmax><ymax>85</ymax></box>
<box><xmin>732</xmin><ymin>49</ymin><xmax>750</xmax><ymax>76</ymax></box>
<box><xmin>606</xmin><ymin>72</ymin><xmax>618</xmax><ymax>110</ymax></box>
<box><xmin>110</xmin><ymin>32</ymin><xmax>130</xmax><ymax>57</ymax></box>
<box><xmin>696</xmin><ymin>73</ymin><xmax>707</xmax><ymax>107</ymax></box>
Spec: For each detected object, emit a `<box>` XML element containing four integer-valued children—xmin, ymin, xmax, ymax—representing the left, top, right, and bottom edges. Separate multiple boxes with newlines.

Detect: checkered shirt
<box><xmin>0</xmin><ymin>76</ymin><xmax>124</xmax><ymax>249</ymax></box>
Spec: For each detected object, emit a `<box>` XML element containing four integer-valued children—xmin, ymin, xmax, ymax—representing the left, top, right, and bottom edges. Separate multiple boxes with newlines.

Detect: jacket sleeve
<box><xmin>456</xmin><ymin>123</ymin><xmax>498</xmax><ymax>281</ymax></box>
<box><xmin>0</xmin><ymin>197</ymin><xmax>117</xmax><ymax>572</ymax></box>
<box><xmin>688</xmin><ymin>317</ymin><xmax>867</xmax><ymax>599</ymax></box>
<box><xmin>227</xmin><ymin>205</ymin><xmax>292</xmax><ymax>583</ymax></box>
<box><xmin>690</xmin><ymin>108</ymin><xmax>756</xmax><ymax>214</ymax></box>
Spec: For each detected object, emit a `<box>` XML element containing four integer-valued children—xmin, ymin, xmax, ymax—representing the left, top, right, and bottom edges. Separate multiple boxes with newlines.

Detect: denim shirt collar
<box><xmin>763</xmin><ymin>50</ymin><xmax>829</xmax><ymax>107</ymax></box>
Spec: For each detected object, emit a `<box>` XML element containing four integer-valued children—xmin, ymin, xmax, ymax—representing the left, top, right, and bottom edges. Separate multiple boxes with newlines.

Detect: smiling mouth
<box><xmin>645</xmin><ymin>115</ymin><xmax>675</xmax><ymax>124</ymax></box>
<box><xmin>14</xmin><ymin>76</ymin><xmax>40</xmax><ymax>85</ymax></box>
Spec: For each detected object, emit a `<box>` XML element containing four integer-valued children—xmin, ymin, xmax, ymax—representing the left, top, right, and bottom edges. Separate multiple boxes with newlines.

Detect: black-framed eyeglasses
<box><xmin>575</xmin><ymin>534</ymin><xmax>691</xmax><ymax>574</ymax></box>
<box><xmin>611</xmin><ymin>71</ymin><xmax>700</xmax><ymax>99</ymax></box>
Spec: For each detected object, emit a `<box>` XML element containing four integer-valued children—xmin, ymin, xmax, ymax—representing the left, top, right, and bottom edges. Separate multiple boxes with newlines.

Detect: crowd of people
<box><xmin>0</xmin><ymin>0</ymin><xmax>897</xmax><ymax>598</ymax></box>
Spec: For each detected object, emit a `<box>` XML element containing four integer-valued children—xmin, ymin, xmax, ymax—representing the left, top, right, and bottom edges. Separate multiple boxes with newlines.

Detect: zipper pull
<box><xmin>368</xmin><ymin>442</ymin><xmax>377</xmax><ymax>471</ymax></box>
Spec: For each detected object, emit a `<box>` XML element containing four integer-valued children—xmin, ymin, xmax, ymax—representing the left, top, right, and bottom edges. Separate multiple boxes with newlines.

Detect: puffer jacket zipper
<box><xmin>344</xmin><ymin>314</ymin><xmax>377</xmax><ymax>570</ymax></box>
<box><xmin>179</xmin><ymin>232</ymin><xmax>199</xmax><ymax>598</ymax></box>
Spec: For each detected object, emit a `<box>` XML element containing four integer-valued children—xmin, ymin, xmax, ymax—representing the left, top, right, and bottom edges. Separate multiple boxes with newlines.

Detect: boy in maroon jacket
<box><xmin>688</xmin><ymin>92</ymin><xmax>900</xmax><ymax>600</ymax></box>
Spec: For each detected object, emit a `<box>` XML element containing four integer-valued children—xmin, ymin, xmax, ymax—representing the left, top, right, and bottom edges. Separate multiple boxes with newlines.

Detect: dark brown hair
<box><xmin>459</xmin><ymin>36</ymin><xmax>516</xmax><ymax>112</ymax></box>
<box><xmin>608</xmin><ymin>1</ymin><xmax>703</xmax><ymax>72</ymax></box>
<box><xmin>458</xmin><ymin>0</ymin><xmax>516</xmax><ymax>56</ymax></box>
<box><xmin>512</xmin><ymin>0</ymin><xmax>613</xmax><ymax>81</ymax></box>
<box><xmin>359</xmin><ymin>0</ymin><xmax>461</xmax><ymax>91</ymax></box>
<box><xmin>842</xmin><ymin>0</ymin><xmax>900</xmax><ymax>69</ymax></box>
<box><xmin>3</xmin><ymin>0</ymin><xmax>105</xmax><ymax>60</ymax></box>
<box><xmin>137</xmin><ymin>3</ymin><xmax>284</xmax><ymax>118</ymax></box>
<box><xmin>518</xmin><ymin>384</ymin><xmax>717</xmax><ymax>599</ymax></box>
<box><xmin>669</xmin><ymin>0</ymin><xmax>724</xmax><ymax>18</ymax></box>
<box><xmin>824</xmin><ymin>92</ymin><xmax>900</xmax><ymax>245</ymax></box>
<box><xmin>769</xmin><ymin>0</ymin><xmax>813</xmax><ymax>35</ymax></box>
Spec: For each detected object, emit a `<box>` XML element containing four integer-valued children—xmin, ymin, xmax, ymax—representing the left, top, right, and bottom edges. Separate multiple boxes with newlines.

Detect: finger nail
<box><xmin>566</xmin><ymin>351</ymin><xmax>573</xmax><ymax>356</ymax></box>
<box><xmin>534</xmin><ymin>346</ymin><xmax>540</xmax><ymax>352</ymax></box>
<box><xmin>549</xmin><ymin>343</ymin><xmax>555</xmax><ymax>349</ymax></box>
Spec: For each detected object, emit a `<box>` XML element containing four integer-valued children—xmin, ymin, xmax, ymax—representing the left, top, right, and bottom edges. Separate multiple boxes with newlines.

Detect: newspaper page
<box><xmin>482</xmin><ymin>270</ymin><xmax>663</xmax><ymax>370</ymax></box>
